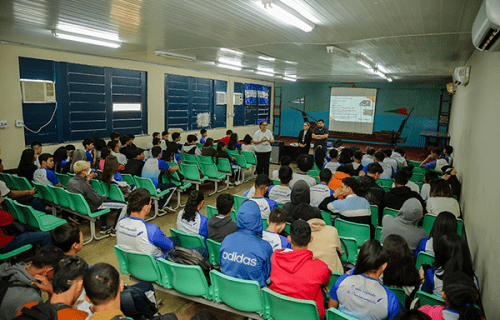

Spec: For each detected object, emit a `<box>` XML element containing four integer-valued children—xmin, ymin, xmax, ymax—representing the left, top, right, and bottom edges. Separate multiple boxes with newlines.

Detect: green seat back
<box><xmin>457</xmin><ymin>219</ymin><xmax>464</xmax><ymax>236</ymax></box>
<box><xmin>198</xmin><ymin>155</ymin><xmax>214</xmax><ymax>164</ymax></box>
<box><xmin>107</xmin><ymin>183</ymin><xmax>126</xmax><ymax>202</ymax></box>
<box><xmin>179</xmin><ymin>153</ymin><xmax>187</xmax><ymax>161</ymax></box>
<box><xmin>381</xmin><ymin>186</ymin><xmax>391</xmax><ymax>193</ymax></box>
<box><xmin>120</xmin><ymin>174</ymin><xmax>135</xmax><ymax>186</ymax></box>
<box><xmin>423</xmin><ymin>214</ymin><xmax>464</xmax><ymax>236</ymax></box>
<box><xmin>201</xmin><ymin>163</ymin><xmax>225</xmax><ymax>179</ymax></box>
<box><xmin>227</xmin><ymin>149</ymin><xmax>239</xmax><ymax>157</ymax></box>
<box><xmin>262</xmin><ymin>287</ymin><xmax>320</xmax><ymax>320</ymax></box>
<box><xmin>327</xmin><ymin>272</ymin><xmax>342</xmax><ymax>291</ymax></box>
<box><xmin>284</xmin><ymin>222</ymin><xmax>291</xmax><ymax>234</ymax></box>
<box><xmin>52</xmin><ymin>186</ymin><xmax>72</xmax><ymax>208</ymax></box>
<box><xmin>370</xmin><ymin>205</ymin><xmax>379</xmax><ymax>226</ymax></box>
<box><xmin>376</xmin><ymin>179</ymin><xmax>393</xmax><ymax>187</ymax></box>
<box><xmin>241</xmin><ymin>151</ymin><xmax>257</xmax><ymax>165</ymax></box>
<box><xmin>415</xmin><ymin>290</ymin><xmax>445</xmax><ymax>307</ymax></box>
<box><xmin>210</xmin><ymin>270</ymin><xmax>263</xmax><ymax>313</ymax></box>
<box><xmin>33</xmin><ymin>182</ymin><xmax>53</xmax><ymax>203</ymax></box>
<box><xmin>67</xmin><ymin>192</ymin><xmax>93</xmax><ymax>215</ymax></box>
<box><xmin>382</xmin><ymin>208</ymin><xmax>399</xmax><ymax>222</ymax></box>
<box><xmin>157</xmin><ymin>259</ymin><xmax>211</xmax><ymax>299</ymax></box>
<box><xmin>184</xmin><ymin>153</ymin><xmax>198</xmax><ymax>162</ymax></box>
<box><xmin>335</xmin><ymin>218</ymin><xmax>370</xmax><ymax>248</ymax></box>
<box><xmin>412</xmin><ymin>167</ymin><xmax>427</xmax><ymax>175</ymax></box>
<box><xmin>388</xmin><ymin>286</ymin><xmax>406</xmax><ymax>307</ymax></box>
<box><xmin>234</xmin><ymin>195</ymin><xmax>248</xmax><ymax>213</ymax></box>
<box><xmin>13</xmin><ymin>176</ymin><xmax>32</xmax><ymax>191</ymax></box>
<box><xmin>206</xmin><ymin>205</ymin><xmax>218</xmax><ymax>219</ymax></box>
<box><xmin>196</xmin><ymin>143</ymin><xmax>204</xmax><ymax>150</ymax></box>
<box><xmin>91</xmin><ymin>179</ymin><xmax>106</xmax><ymax>196</ymax></box>
<box><xmin>307</xmin><ymin>170</ymin><xmax>319</xmax><ymax>179</ymax></box>
<box><xmin>340</xmin><ymin>237</ymin><xmax>358</xmax><ymax>264</ymax></box>
<box><xmin>180</xmin><ymin>164</ymin><xmax>202</xmax><ymax>181</ymax></box>
<box><xmin>55</xmin><ymin>173</ymin><xmax>69</xmax><ymax>187</ymax></box>
<box><xmin>170</xmin><ymin>228</ymin><xmax>206</xmax><ymax>248</ymax></box>
<box><xmin>321</xmin><ymin>211</ymin><xmax>333</xmax><ymax>226</ymax></box>
<box><xmin>113</xmin><ymin>245</ymin><xmax>163</xmax><ymax>285</ymax></box>
<box><xmin>216</xmin><ymin>158</ymin><xmax>232</xmax><ymax>174</ymax></box>
<box><xmin>410</xmin><ymin>173</ymin><xmax>424</xmax><ymax>183</ymax></box>
<box><xmin>134</xmin><ymin>177</ymin><xmax>158</xmax><ymax>195</ymax></box>
<box><xmin>374</xmin><ymin>226</ymin><xmax>383</xmax><ymax>241</ymax></box>
<box><xmin>416</xmin><ymin>252</ymin><xmax>435</xmax><ymax>270</ymax></box>
<box><xmin>3</xmin><ymin>174</ymin><xmax>17</xmax><ymax>189</ymax></box>
<box><xmin>15</xmin><ymin>201</ymin><xmax>41</xmax><ymax>229</ymax></box>
<box><xmin>2</xmin><ymin>197</ymin><xmax>25</xmax><ymax>223</ymax></box>
<box><xmin>408</xmin><ymin>160</ymin><xmax>423</xmax><ymax>167</ymax></box>
<box><xmin>326</xmin><ymin>307</ymin><xmax>359</xmax><ymax>320</ymax></box>
<box><xmin>272</xmin><ymin>179</ymin><xmax>281</xmax><ymax>185</ymax></box>
<box><xmin>206</xmin><ymin>239</ymin><xmax>221</xmax><ymax>265</ymax></box>
<box><xmin>234</xmin><ymin>154</ymin><xmax>251</xmax><ymax>169</ymax></box>
<box><xmin>0</xmin><ymin>244</ymin><xmax>33</xmax><ymax>260</ymax></box>
<box><xmin>262</xmin><ymin>218</ymin><xmax>269</xmax><ymax>230</ymax></box>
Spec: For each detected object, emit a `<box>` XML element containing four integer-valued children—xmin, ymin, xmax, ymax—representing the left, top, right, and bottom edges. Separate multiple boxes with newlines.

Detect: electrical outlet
<box><xmin>0</xmin><ymin>120</ymin><xmax>7</xmax><ymax>128</ymax></box>
<box><xmin>16</xmin><ymin>120</ymin><xmax>24</xmax><ymax>127</ymax></box>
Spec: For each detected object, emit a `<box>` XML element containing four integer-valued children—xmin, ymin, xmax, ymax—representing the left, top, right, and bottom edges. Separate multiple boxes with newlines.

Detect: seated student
<box><xmin>419</xmin><ymin>234</ymin><xmax>477</xmax><ymax>297</ymax></box>
<box><xmin>108</xmin><ymin>140</ymin><xmax>127</xmax><ymax>165</ymax></box>
<box><xmin>442</xmin><ymin>145</ymin><xmax>453</xmax><ymax>166</ymax></box>
<box><xmin>419</xmin><ymin>272</ymin><xmax>484</xmax><ymax>320</ymax></box>
<box><xmin>215</xmin><ymin>141</ymin><xmax>241</xmax><ymax>184</ymax></box>
<box><xmin>381</xmin><ymin>198</ymin><xmax>428</xmax><ymax>252</ymax></box>
<box><xmin>61</xmin><ymin>150</ymin><xmax>74</xmax><ymax>174</ymax></box>
<box><xmin>426</xmin><ymin>179</ymin><xmax>460</xmax><ymax>218</ymax></box>
<box><xmin>241</xmin><ymin>134</ymin><xmax>256</xmax><ymax>154</ymax></box>
<box><xmin>33</xmin><ymin>153</ymin><xmax>64</xmax><ymax>187</ymax></box>
<box><xmin>110</xmin><ymin>131</ymin><xmax>121</xmax><ymax>141</ymax></box>
<box><xmin>32</xmin><ymin>141</ymin><xmax>43</xmax><ymax>168</ymax></box>
<box><xmin>227</xmin><ymin>133</ymin><xmax>241</xmax><ymax>151</ymax></box>
<box><xmin>391</xmin><ymin>165</ymin><xmax>420</xmax><ymax>193</ymax></box>
<box><xmin>17</xmin><ymin>148</ymin><xmax>38</xmax><ymax>182</ymax></box>
<box><xmin>199</xmin><ymin>129</ymin><xmax>208</xmax><ymax>145</ymax></box>
<box><xmin>419</xmin><ymin>148</ymin><xmax>449</xmax><ymax>172</ymax></box>
<box><xmin>361</xmin><ymin>146</ymin><xmax>375</xmax><ymax>166</ymax></box>
<box><xmin>142</xmin><ymin>146</ymin><xmax>178</xmax><ymax>209</ymax></box>
<box><xmin>384</xmin><ymin>170</ymin><xmax>426</xmax><ymax>211</ymax></box>
<box><xmin>324</xmin><ymin>148</ymin><xmax>342</xmax><ymax>173</ymax></box>
<box><xmin>313</xmin><ymin>145</ymin><xmax>326</xmax><ymax>172</ymax></box>
<box><xmin>290</xmin><ymin>154</ymin><xmax>316</xmax><ymax>188</ymax></box>
<box><xmin>310</xmin><ymin>168</ymin><xmax>333</xmax><ymax>207</ymax></box>
<box><xmin>182</xmin><ymin>134</ymin><xmax>202</xmax><ymax>155</ymax></box>
<box><xmin>146</xmin><ymin>132</ymin><xmax>160</xmax><ymax>151</ymax></box>
<box><xmin>116</xmin><ymin>188</ymin><xmax>174</xmax><ymax>259</ymax></box>
<box><xmin>441</xmin><ymin>165</ymin><xmax>461</xmax><ymax>201</ymax></box>
<box><xmin>220</xmin><ymin>129</ymin><xmax>232</xmax><ymax>146</ymax></box>
<box><xmin>83</xmin><ymin>263</ymin><xmax>126</xmax><ymax>320</ymax></box>
<box><xmin>207</xmin><ymin>193</ymin><xmax>237</xmax><ymax>243</ymax></box>
<box><xmin>101</xmin><ymin>156</ymin><xmax>132</xmax><ymax>198</ymax></box>
<box><xmin>220</xmin><ymin>201</ymin><xmax>274</xmax><ymax>287</ymax></box>
<box><xmin>382</xmin><ymin>235</ymin><xmax>421</xmax><ymax>299</ymax></box>
<box><xmin>395</xmin><ymin>309</ymin><xmax>433</xmax><ymax>320</ymax></box>
<box><xmin>53</xmin><ymin>147</ymin><xmax>70</xmax><ymax>174</ymax></box>
<box><xmin>100</xmin><ymin>147</ymin><xmax>125</xmax><ymax>172</ymax></box>
<box><xmin>269</xmin><ymin>220</ymin><xmax>331</xmax><ymax>319</ymax></box>
<box><xmin>0</xmin><ymin>245</ymin><xmax>65</xmax><ymax>320</ymax></box>
<box><xmin>343</xmin><ymin>150</ymin><xmax>364</xmax><ymax>176</ymax></box>
<box><xmin>329</xmin><ymin>239</ymin><xmax>401</xmax><ymax>320</ymax></box>
<box><xmin>119</xmin><ymin>135</ymin><xmax>136</xmax><ymax>160</ymax></box>
<box><xmin>360</xmin><ymin>150</ymin><xmax>394</xmax><ymax>179</ymax></box>
<box><xmin>420</xmin><ymin>171</ymin><xmax>440</xmax><ymax>201</ymax></box>
<box><xmin>82</xmin><ymin>138</ymin><xmax>96</xmax><ymax>166</ymax></box>
<box><xmin>1</xmin><ymin>158</ymin><xmax>42</xmax><ymax>212</ymax></box>
<box><xmin>15</xmin><ymin>255</ymin><xmax>89</xmax><ymax>320</ymax></box>
<box><xmin>162</xmin><ymin>140</ymin><xmax>182</xmax><ymax>164</ymax></box>
<box><xmin>272</xmin><ymin>155</ymin><xmax>291</xmax><ymax>180</ymax></box>
<box><xmin>172</xmin><ymin>132</ymin><xmax>182</xmax><ymax>152</ymax></box>
<box><xmin>414</xmin><ymin>211</ymin><xmax>457</xmax><ymax>258</ymax></box>
<box><xmin>127</xmin><ymin>134</ymin><xmax>137</xmax><ymax>149</ymax></box>
<box><xmin>201</xmin><ymin>138</ymin><xmax>217</xmax><ymax>157</ymax></box>
<box><xmin>160</xmin><ymin>131</ymin><xmax>169</xmax><ymax>151</ymax></box>
<box><xmin>245</xmin><ymin>174</ymin><xmax>278</xmax><ymax>219</ymax></box>
<box><xmin>176</xmin><ymin>190</ymin><xmax>208</xmax><ymax>239</ymax></box>
<box><xmin>50</xmin><ymin>223</ymin><xmax>83</xmax><ymax>256</ymax></box>
<box><xmin>67</xmin><ymin>161</ymin><xmax>128</xmax><ymax>235</ymax></box>
<box><xmin>284</xmin><ymin>181</ymin><xmax>322</xmax><ymax>223</ymax></box>
<box><xmin>146</xmin><ymin>137</ymin><xmax>161</xmax><ymax>160</ymax></box>
<box><xmin>268</xmin><ymin>166</ymin><xmax>293</xmax><ymax>205</ymax></box>
<box><xmin>94</xmin><ymin>138</ymin><xmax>106</xmax><ymax>163</ymax></box>
<box><xmin>392</xmin><ymin>147</ymin><xmax>408</xmax><ymax>169</ymax></box>
<box><xmin>357</xmin><ymin>162</ymin><xmax>385</xmax><ymax>217</ymax></box>
<box><xmin>320</xmin><ymin>177</ymin><xmax>371</xmax><ymax>225</ymax></box>
<box><xmin>327</xmin><ymin>165</ymin><xmax>351</xmax><ymax>192</ymax></box>
<box><xmin>383</xmin><ymin>148</ymin><xmax>399</xmax><ymax>172</ymax></box>
<box><xmin>122</xmin><ymin>148</ymin><xmax>146</xmax><ymax>177</ymax></box>
<box><xmin>338</xmin><ymin>147</ymin><xmax>354</xmax><ymax>165</ymax></box>
<box><xmin>307</xmin><ymin>212</ymin><xmax>343</xmax><ymax>274</ymax></box>
<box><xmin>262</xmin><ymin>208</ymin><xmax>291</xmax><ymax>251</ymax></box>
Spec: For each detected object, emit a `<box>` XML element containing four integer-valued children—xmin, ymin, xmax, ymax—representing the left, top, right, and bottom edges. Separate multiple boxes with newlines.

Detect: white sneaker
<box><xmin>235</xmin><ymin>181</ymin><xmax>242</xmax><ymax>186</ymax></box>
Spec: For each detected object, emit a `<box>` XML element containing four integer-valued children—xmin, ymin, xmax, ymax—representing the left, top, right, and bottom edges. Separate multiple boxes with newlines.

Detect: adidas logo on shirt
<box><xmin>222</xmin><ymin>252</ymin><xmax>257</xmax><ymax>266</ymax></box>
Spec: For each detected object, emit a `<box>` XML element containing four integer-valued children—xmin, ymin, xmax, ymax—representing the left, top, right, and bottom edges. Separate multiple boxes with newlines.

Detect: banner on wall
<box><xmin>245</xmin><ymin>84</ymin><xmax>269</xmax><ymax>105</ymax></box>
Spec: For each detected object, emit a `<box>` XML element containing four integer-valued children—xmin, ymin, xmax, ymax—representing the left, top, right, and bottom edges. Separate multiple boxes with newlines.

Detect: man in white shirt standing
<box><xmin>252</xmin><ymin>120</ymin><xmax>274</xmax><ymax>176</ymax></box>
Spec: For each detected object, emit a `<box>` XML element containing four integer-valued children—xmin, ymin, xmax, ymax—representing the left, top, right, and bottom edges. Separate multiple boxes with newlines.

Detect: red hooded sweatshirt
<box><xmin>269</xmin><ymin>248</ymin><xmax>332</xmax><ymax>319</ymax></box>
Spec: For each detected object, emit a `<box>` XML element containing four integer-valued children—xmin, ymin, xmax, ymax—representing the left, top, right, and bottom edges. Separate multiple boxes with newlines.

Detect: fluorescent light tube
<box><xmin>52</xmin><ymin>31</ymin><xmax>121</xmax><ymax>48</ymax></box>
<box><xmin>217</xmin><ymin>57</ymin><xmax>242</xmax><ymax>67</ymax></box>
<box><xmin>255</xmin><ymin>71</ymin><xmax>275</xmax><ymax>77</ymax></box>
<box><xmin>283</xmin><ymin>77</ymin><xmax>297</xmax><ymax>82</ymax></box>
<box><xmin>155</xmin><ymin>50</ymin><xmax>196</xmax><ymax>61</ymax></box>
<box><xmin>279</xmin><ymin>0</ymin><xmax>321</xmax><ymax>24</ymax></box>
<box><xmin>259</xmin><ymin>55</ymin><xmax>276</xmax><ymax>61</ymax></box>
<box><xmin>257</xmin><ymin>66</ymin><xmax>274</xmax><ymax>73</ymax></box>
<box><xmin>263</xmin><ymin>2</ymin><xmax>315</xmax><ymax>32</ymax></box>
<box><xmin>357</xmin><ymin>59</ymin><xmax>372</xmax><ymax>69</ymax></box>
<box><xmin>216</xmin><ymin>63</ymin><xmax>242</xmax><ymax>71</ymax></box>
<box><xmin>57</xmin><ymin>23</ymin><xmax>120</xmax><ymax>42</ymax></box>
<box><xmin>377</xmin><ymin>64</ymin><xmax>390</xmax><ymax>74</ymax></box>
<box><xmin>220</xmin><ymin>48</ymin><xmax>243</xmax><ymax>55</ymax></box>
<box><xmin>285</xmin><ymin>60</ymin><xmax>298</xmax><ymax>65</ymax></box>
<box><xmin>374</xmin><ymin>69</ymin><xmax>386</xmax><ymax>78</ymax></box>
<box><xmin>387</xmin><ymin>77</ymin><xmax>393</xmax><ymax>82</ymax></box>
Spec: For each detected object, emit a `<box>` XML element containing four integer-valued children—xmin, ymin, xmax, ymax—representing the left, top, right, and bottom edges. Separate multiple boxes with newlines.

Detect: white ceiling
<box><xmin>0</xmin><ymin>0</ymin><xmax>483</xmax><ymax>82</ymax></box>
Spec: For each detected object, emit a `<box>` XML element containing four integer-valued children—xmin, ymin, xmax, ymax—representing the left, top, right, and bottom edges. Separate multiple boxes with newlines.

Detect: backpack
<box><xmin>15</xmin><ymin>301</ymin><xmax>70</xmax><ymax>320</ymax></box>
<box><xmin>121</xmin><ymin>281</ymin><xmax>158</xmax><ymax>320</ymax></box>
<box><xmin>167</xmin><ymin>246</ymin><xmax>215</xmax><ymax>284</ymax></box>
<box><xmin>0</xmin><ymin>275</ymin><xmax>40</xmax><ymax>309</ymax></box>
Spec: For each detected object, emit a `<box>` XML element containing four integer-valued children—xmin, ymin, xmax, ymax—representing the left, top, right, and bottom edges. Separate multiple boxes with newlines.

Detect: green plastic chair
<box><xmin>2</xmin><ymin>174</ymin><xmax>17</xmax><ymax>190</ymax></box>
<box><xmin>178</xmin><ymin>153</ymin><xmax>187</xmax><ymax>161</ymax></box>
<box><xmin>414</xmin><ymin>290</ymin><xmax>445</xmax><ymax>307</ymax></box>
<box><xmin>416</xmin><ymin>252</ymin><xmax>435</xmax><ymax>270</ymax></box>
<box><xmin>388</xmin><ymin>286</ymin><xmax>406</xmax><ymax>307</ymax></box>
<box><xmin>100</xmin><ymin>182</ymin><xmax>126</xmax><ymax>202</ymax></box>
<box><xmin>134</xmin><ymin>176</ymin><xmax>174</xmax><ymax>221</ymax></box>
<box><xmin>196</xmin><ymin>143</ymin><xmax>204</xmax><ymax>150</ymax></box>
<box><xmin>410</xmin><ymin>173</ymin><xmax>424</xmax><ymax>183</ymax></box>
<box><xmin>210</xmin><ymin>270</ymin><xmax>264</xmax><ymax>314</ymax></box>
<box><xmin>226</xmin><ymin>149</ymin><xmax>239</xmax><ymax>157</ymax></box>
<box><xmin>262</xmin><ymin>218</ymin><xmax>269</xmax><ymax>230</ymax></box>
<box><xmin>381</xmin><ymin>186</ymin><xmax>391</xmax><ymax>193</ymax></box>
<box><xmin>408</xmin><ymin>160</ymin><xmax>423</xmax><ymax>167</ymax></box>
<box><xmin>262</xmin><ymin>287</ymin><xmax>320</xmax><ymax>320</ymax></box>
<box><xmin>326</xmin><ymin>307</ymin><xmax>359</xmax><ymax>320</ymax></box>
<box><xmin>157</xmin><ymin>258</ymin><xmax>211</xmax><ymax>299</ymax></box>
<box><xmin>198</xmin><ymin>155</ymin><xmax>214</xmax><ymax>165</ymax></box>
<box><xmin>91</xmin><ymin>179</ymin><xmax>106</xmax><ymax>196</ymax></box>
<box><xmin>0</xmin><ymin>172</ymin><xmax>7</xmax><ymax>184</ymax></box>
<box><xmin>327</xmin><ymin>272</ymin><xmax>342</xmax><ymax>291</ymax></box>
<box><xmin>241</xmin><ymin>151</ymin><xmax>257</xmax><ymax>165</ymax></box>
<box><xmin>184</xmin><ymin>153</ymin><xmax>199</xmax><ymax>163</ymax></box>
<box><xmin>201</xmin><ymin>162</ymin><xmax>227</xmax><ymax>195</ymax></box>
<box><xmin>32</xmin><ymin>182</ymin><xmax>52</xmax><ymax>203</ymax></box>
<box><xmin>422</xmin><ymin>214</ymin><xmax>464</xmax><ymax>236</ymax></box>
<box><xmin>14</xmin><ymin>201</ymin><xmax>66</xmax><ymax>231</ymax></box>
<box><xmin>180</xmin><ymin>163</ymin><xmax>208</xmax><ymax>190</ymax></box>
<box><xmin>272</xmin><ymin>179</ymin><xmax>281</xmax><ymax>185</ymax></box>
<box><xmin>335</xmin><ymin>218</ymin><xmax>370</xmax><ymax>248</ymax></box>
<box><xmin>206</xmin><ymin>238</ymin><xmax>221</xmax><ymax>265</ymax></box>
<box><xmin>170</xmin><ymin>228</ymin><xmax>206</xmax><ymax>249</ymax></box>
<box><xmin>162</xmin><ymin>166</ymin><xmax>192</xmax><ymax>209</ymax></box>
<box><xmin>120</xmin><ymin>174</ymin><xmax>136</xmax><ymax>186</ymax></box>
<box><xmin>234</xmin><ymin>155</ymin><xmax>253</xmax><ymax>182</ymax></box>
<box><xmin>382</xmin><ymin>207</ymin><xmax>399</xmax><ymax>222</ymax></box>
<box><xmin>215</xmin><ymin>158</ymin><xmax>236</xmax><ymax>189</ymax></box>
<box><xmin>374</xmin><ymin>226</ymin><xmax>383</xmax><ymax>241</ymax></box>
<box><xmin>2</xmin><ymin>197</ymin><xmax>26</xmax><ymax>223</ymax></box>
<box><xmin>284</xmin><ymin>222</ymin><xmax>291</xmax><ymax>234</ymax></box>
<box><xmin>321</xmin><ymin>211</ymin><xmax>333</xmax><ymax>226</ymax></box>
<box><xmin>412</xmin><ymin>167</ymin><xmax>427</xmax><ymax>175</ymax></box>
<box><xmin>206</xmin><ymin>206</ymin><xmax>236</xmax><ymax>222</ymax></box>
<box><xmin>55</xmin><ymin>173</ymin><xmax>70</xmax><ymax>187</ymax></box>
<box><xmin>233</xmin><ymin>195</ymin><xmax>248</xmax><ymax>213</ymax></box>
<box><xmin>0</xmin><ymin>244</ymin><xmax>33</xmax><ymax>261</ymax></box>
<box><xmin>113</xmin><ymin>245</ymin><xmax>165</xmax><ymax>286</ymax></box>
<box><xmin>340</xmin><ymin>236</ymin><xmax>358</xmax><ymax>264</ymax></box>
<box><xmin>51</xmin><ymin>186</ymin><xmax>72</xmax><ymax>209</ymax></box>
<box><xmin>376</xmin><ymin>179</ymin><xmax>393</xmax><ymax>187</ymax></box>
<box><xmin>370</xmin><ymin>205</ymin><xmax>379</xmax><ymax>226</ymax></box>
<box><xmin>12</xmin><ymin>175</ymin><xmax>32</xmax><ymax>191</ymax></box>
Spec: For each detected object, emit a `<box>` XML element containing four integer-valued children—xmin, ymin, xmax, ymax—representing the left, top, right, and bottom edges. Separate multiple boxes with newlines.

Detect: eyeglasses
<box><xmin>261</xmin><ymin>124</ymin><xmax>267</xmax><ymax>126</ymax></box>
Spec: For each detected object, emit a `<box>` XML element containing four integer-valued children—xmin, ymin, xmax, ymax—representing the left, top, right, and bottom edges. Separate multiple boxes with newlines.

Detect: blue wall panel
<box><xmin>213</xmin><ymin>80</ymin><xmax>227</xmax><ymax>128</ymax></box>
<box><xmin>233</xmin><ymin>82</ymin><xmax>245</xmax><ymax>127</ymax></box>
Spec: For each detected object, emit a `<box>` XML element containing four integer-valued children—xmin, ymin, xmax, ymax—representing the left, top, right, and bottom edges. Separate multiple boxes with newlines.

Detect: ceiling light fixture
<box><xmin>216</xmin><ymin>62</ymin><xmax>242</xmax><ymax>71</ymax></box>
<box><xmin>283</xmin><ymin>76</ymin><xmax>297</xmax><ymax>82</ymax></box>
<box><xmin>218</xmin><ymin>57</ymin><xmax>243</xmax><ymax>67</ymax></box>
<box><xmin>255</xmin><ymin>70</ymin><xmax>275</xmax><ymax>77</ymax></box>
<box><xmin>259</xmin><ymin>55</ymin><xmax>276</xmax><ymax>61</ymax></box>
<box><xmin>261</xmin><ymin>0</ymin><xmax>315</xmax><ymax>32</ymax></box>
<box><xmin>220</xmin><ymin>48</ymin><xmax>243</xmax><ymax>55</ymax></box>
<box><xmin>52</xmin><ymin>30</ymin><xmax>121</xmax><ymax>48</ymax></box>
<box><xmin>155</xmin><ymin>50</ymin><xmax>196</xmax><ymax>61</ymax></box>
<box><xmin>374</xmin><ymin>69</ymin><xmax>387</xmax><ymax>78</ymax></box>
<box><xmin>387</xmin><ymin>77</ymin><xmax>393</xmax><ymax>82</ymax></box>
<box><xmin>357</xmin><ymin>59</ymin><xmax>373</xmax><ymax>69</ymax></box>
<box><xmin>326</xmin><ymin>45</ymin><xmax>351</xmax><ymax>57</ymax></box>
<box><xmin>377</xmin><ymin>64</ymin><xmax>390</xmax><ymax>74</ymax></box>
<box><xmin>56</xmin><ymin>23</ymin><xmax>120</xmax><ymax>42</ymax></box>
<box><xmin>257</xmin><ymin>66</ymin><xmax>274</xmax><ymax>73</ymax></box>
<box><xmin>285</xmin><ymin>60</ymin><xmax>298</xmax><ymax>65</ymax></box>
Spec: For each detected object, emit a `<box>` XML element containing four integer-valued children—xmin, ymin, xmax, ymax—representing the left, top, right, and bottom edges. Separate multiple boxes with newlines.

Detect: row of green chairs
<box><xmin>0</xmin><ymin>173</ymin><xmax>32</xmax><ymax>191</ymax></box>
<box><xmin>0</xmin><ymin>244</ymin><xmax>33</xmax><ymax>262</ymax></box>
<box><xmin>161</xmin><ymin>167</ymin><xmax>192</xmax><ymax>209</ymax></box>
<box><xmin>422</xmin><ymin>213</ymin><xmax>464</xmax><ymax>236</ymax></box>
<box><xmin>33</xmin><ymin>182</ymin><xmax>111</xmax><ymax>244</ymax></box>
<box><xmin>2</xmin><ymin>197</ymin><xmax>66</xmax><ymax>231</ymax></box>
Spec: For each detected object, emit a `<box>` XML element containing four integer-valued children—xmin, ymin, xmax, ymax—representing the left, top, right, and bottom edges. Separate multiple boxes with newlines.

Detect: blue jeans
<box><xmin>0</xmin><ymin>231</ymin><xmax>52</xmax><ymax>253</ymax></box>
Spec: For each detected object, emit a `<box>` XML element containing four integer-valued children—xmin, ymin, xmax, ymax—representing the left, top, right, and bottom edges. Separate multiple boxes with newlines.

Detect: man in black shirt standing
<box><xmin>312</xmin><ymin>119</ymin><xmax>329</xmax><ymax>156</ymax></box>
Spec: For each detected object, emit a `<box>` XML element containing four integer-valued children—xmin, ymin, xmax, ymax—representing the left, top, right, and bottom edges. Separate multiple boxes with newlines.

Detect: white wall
<box><xmin>449</xmin><ymin>50</ymin><xmax>500</xmax><ymax>319</ymax></box>
<box><xmin>0</xmin><ymin>43</ymin><xmax>274</xmax><ymax>169</ymax></box>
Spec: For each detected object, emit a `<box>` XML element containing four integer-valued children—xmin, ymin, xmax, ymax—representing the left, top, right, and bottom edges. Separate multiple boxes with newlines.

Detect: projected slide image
<box><xmin>329</xmin><ymin>96</ymin><xmax>376</xmax><ymax>123</ymax></box>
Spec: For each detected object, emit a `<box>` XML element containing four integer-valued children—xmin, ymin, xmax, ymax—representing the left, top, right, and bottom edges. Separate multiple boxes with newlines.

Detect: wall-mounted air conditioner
<box><xmin>453</xmin><ymin>66</ymin><xmax>470</xmax><ymax>86</ymax></box>
<box><xmin>216</xmin><ymin>91</ymin><xmax>228</xmax><ymax>105</ymax></box>
<box><xmin>472</xmin><ymin>0</ymin><xmax>500</xmax><ymax>52</ymax></box>
<box><xmin>21</xmin><ymin>80</ymin><xmax>56</xmax><ymax>103</ymax></box>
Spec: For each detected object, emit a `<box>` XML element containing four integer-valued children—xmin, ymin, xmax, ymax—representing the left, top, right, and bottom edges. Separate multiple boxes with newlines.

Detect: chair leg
<box><xmin>172</xmin><ymin>190</ymin><xmax>181</xmax><ymax>209</ymax></box>
<box><xmin>208</xmin><ymin>181</ymin><xmax>218</xmax><ymax>196</ymax></box>
<box><xmin>158</xmin><ymin>190</ymin><xmax>175</xmax><ymax>216</ymax></box>
<box><xmin>84</xmin><ymin>219</ymin><xmax>109</xmax><ymax>245</ymax></box>
<box><xmin>219</xmin><ymin>177</ymin><xmax>229</xmax><ymax>192</ymax></box>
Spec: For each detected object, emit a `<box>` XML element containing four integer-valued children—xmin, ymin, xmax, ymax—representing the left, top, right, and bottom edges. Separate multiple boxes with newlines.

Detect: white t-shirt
<box><xmin>0</xmin><ymin>181</ymin><xmax>10</xmax><ymax>197</ymax></box>
<box><xmin>392</xmin><ymin>181</ymin><xmax>420</xmax><ymax>193</ymax></box>
<box><xmin>253</xmin><ymin>129</ymin><xmax>274</xmax><ymax>153</ymax></box>
<box><xmin>420</xmin><ymin>183</ymin><xmax>431</xmax><ymax>201</ymax></box>
<box><xmin>426</xmin><ymin>197</ymin><xmax>461</xmax><ymax>218</ymax></box>
<box><xmin>289</xmin><ymin>173</ymin><xmax>316</xmax><ymax>188</ymax></box>
<box><xmin>241</xmin><ymin>144</ymin><xmax>256</xmax><ymax>154</ymax></box>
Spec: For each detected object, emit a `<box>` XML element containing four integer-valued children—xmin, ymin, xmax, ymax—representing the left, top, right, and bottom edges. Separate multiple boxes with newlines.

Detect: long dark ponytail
<box><xmin>443</xmin><ymin>272</ymin><xmax>482</xmax><ymax>320</ymax></box>
<box><xmin>182</xmin><ymin>190</ymin><xmax>205</xmax><ymax>222</ymax></box>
